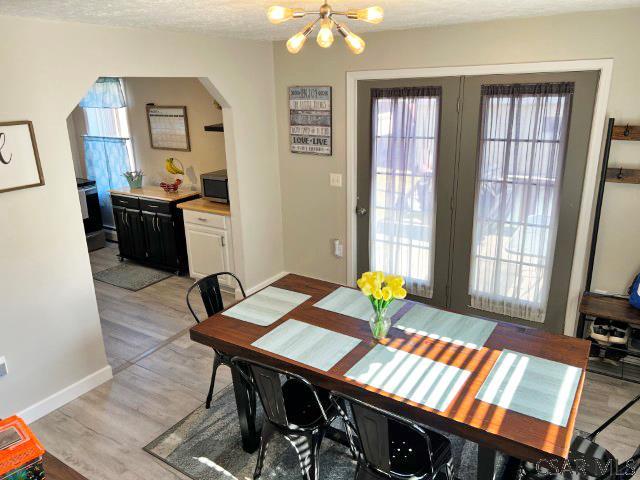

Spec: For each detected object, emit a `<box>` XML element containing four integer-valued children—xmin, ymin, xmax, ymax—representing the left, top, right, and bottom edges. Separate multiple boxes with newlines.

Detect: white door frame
<box><xmin>345</xmin><ymin>59</ymin><xmax>613</xmax><ymax>336</ymax></box>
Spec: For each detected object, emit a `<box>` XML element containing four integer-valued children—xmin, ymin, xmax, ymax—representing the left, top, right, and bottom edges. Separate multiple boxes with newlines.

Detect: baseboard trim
<box><xmin>246</xmin><ymin>271</ymin><xmax>289</xmax><ymax>296</ymax></box>
<box><xmin>18</xmin><ymin>365</ymin><xmax>113</xmax><ymax>424</ymax></box>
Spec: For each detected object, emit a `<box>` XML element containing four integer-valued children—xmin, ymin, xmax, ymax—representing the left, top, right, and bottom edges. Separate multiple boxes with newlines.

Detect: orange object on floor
<box><xmin>0</xmin><ymin>416</ymin><xmax>45</xmax><ymax>479</ymax></box>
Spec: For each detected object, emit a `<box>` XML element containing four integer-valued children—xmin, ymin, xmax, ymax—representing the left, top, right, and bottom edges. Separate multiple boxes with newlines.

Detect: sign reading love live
<box><xmin>289</xmin><ymin>86</ymin><xmax>332</xmax><ymax>156</ymax></box>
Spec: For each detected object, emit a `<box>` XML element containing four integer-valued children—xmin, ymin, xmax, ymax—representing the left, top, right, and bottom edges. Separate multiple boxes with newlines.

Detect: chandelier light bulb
<box><xmin>267</xmin><ymin>6</ymin><xmax>302</xmax><ymax>24</ymax></box>
<box><xmin>286</xmin><ymin>21</ymin><xmax>316</xmax><ymax>53</ymax></box>
<box><xmin>287</xmin><ymin>32</ymin><xmax>307</xmax><ymax>53</ymax></box>
<box><xmin>337</xmin><ymin>24</ymin><xmax>365</xmax><ymax>54</ymax></box>
<box><xmin>316</xmin><ymin>18</ymin><xmax>334</xmax><ymax>48</ymax></box>
<box><xmin>355</xmin><ymin>6</ymin><xmax>384</xmax><ymax>24</ymax></box>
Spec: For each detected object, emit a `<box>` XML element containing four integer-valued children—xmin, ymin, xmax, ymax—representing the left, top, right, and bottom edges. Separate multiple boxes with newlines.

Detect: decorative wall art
<box><xmin>289</xmin><ymin>86</ymin><xmax>332</xmax><ymax>155</ymax></box>
<box><xmin>146</xmin><ymin>105</ymin><xmax>191</xmax><ymax>151</ymax></box>
<box><xmin>0</xmin><ymin>121</ymin><xmax>44</xmax><ymax>194</ymax></box>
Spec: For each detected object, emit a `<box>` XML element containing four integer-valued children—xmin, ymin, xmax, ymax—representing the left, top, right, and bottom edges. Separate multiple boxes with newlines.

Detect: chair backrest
<box><xmin>331</xmin><ymin>391</ymin><xmax>435</xmax><ymax>479</ymax></box>
<box><xmin>186</xmin><ymin>272</ymin><xmax>246</xmax><ymax>323</ymax></box>
<box><xmin>231</xmin><ymin>357</ymin><xmax>328</xmax><ymax>430</ymax></box>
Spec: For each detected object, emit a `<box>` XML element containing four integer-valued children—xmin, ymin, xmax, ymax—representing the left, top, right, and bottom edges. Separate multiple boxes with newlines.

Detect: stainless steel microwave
<box><xmin>200</xmin><ymin>169</ymin><xmax>229</xmax><ymax>204</ymax></box>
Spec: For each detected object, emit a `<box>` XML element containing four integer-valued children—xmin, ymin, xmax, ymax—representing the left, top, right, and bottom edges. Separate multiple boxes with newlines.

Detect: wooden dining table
<box><xmin>190</xmin><ymin>274</ymin><xmax>591</xmax><ymax>480</ymax></box>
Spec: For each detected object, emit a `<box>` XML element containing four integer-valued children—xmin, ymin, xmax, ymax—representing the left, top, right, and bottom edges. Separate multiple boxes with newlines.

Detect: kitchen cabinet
<box><xmin>113</xmin><ymin>206</ymin><xmax>146</xmax><ymax>260</ymax></box>
<box><xmin>110</xmin><ymin>189</ymin><xmax>198</xmax><ymax>274</ymax></box>
<box><xmin>181</xmin><ymin>207</ymin><xmax>234</xmax><ymax>286</ymax></box>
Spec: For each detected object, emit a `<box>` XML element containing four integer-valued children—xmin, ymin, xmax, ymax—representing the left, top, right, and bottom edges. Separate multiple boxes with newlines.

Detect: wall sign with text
<box><xmin>289</xmin><ymin>86</ymin><xmax>332</xmax><ymax>156</ymax></box>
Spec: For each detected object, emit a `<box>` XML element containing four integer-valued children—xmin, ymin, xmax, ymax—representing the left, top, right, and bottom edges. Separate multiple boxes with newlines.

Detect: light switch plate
<box><xmin>330</xmin><ymin>173</ymin><xmax>342</xmax><ymax>188</ymax></box>
<box><xmin>332</xmin><ymin>239</ymin><xmax>344</xmax><ymax>258</ymax></box>
<box><xmin>0</xmin><ymin>356</ymin><xmax>7</xmax><ymax>378</ymax></box>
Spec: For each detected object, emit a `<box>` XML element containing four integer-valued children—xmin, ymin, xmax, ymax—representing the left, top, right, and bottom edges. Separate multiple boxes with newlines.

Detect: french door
<box><xmin>356</xmin><ymin>77</ymin><xmax>460</xmax><ymax>308</ymax></box>
<box><xmin>356</xmin><ymin>71</ymin><xmax>599</xmax><ymax>332</ymax></box>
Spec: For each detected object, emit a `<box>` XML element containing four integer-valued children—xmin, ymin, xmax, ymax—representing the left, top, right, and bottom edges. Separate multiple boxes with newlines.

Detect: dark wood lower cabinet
<box><xmin>157</xmin><ymin>213</ymin><xmax>179</xmax><ymax>269</ymax></box>
<box><xmin>142</xmin><ymin>210</ymin><xmax>164</xmax><ymax>264</ymax></box>
<box><xmin>111</xmin><ymin>193</ymin><xmax>196</xmax><ymax>274</ymax></box>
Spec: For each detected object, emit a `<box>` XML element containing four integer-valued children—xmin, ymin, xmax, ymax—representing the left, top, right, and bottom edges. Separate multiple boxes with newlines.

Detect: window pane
<box><xmin>84</xmin><ymin>107</ymin><xmax>121</xmax><ymax>137</ymax></box>
<box><xmin>468</xmin><ymin>84</ymin><xmax>572</xmax><ymax>322</ymax></box>
<box><xmin>370</xmin><ymin>91</ymin><xmax>440</xmax><ymax>298</ymax></box>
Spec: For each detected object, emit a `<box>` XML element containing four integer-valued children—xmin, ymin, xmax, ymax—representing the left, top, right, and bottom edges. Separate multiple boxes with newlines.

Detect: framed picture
<box><xmin>0</xmin><ymin>121</ymin><xmax>44</xmax><ymax>194</ymax></box>
<box><xmin>146</xmin><ymin>105</ymin><xmax>191</xmax><ymax>151</ymax></box>
<box><xmin>289</xmin><ymin>86</ymin><xmax>332</xmax><ymax>156</ymax></box>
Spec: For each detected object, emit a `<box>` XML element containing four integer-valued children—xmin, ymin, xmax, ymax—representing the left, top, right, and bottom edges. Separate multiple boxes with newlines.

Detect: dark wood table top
<box><xmin>191</xmin><ymin>274</ymin><xmax>590</xmax><ymax>463</ymax></box>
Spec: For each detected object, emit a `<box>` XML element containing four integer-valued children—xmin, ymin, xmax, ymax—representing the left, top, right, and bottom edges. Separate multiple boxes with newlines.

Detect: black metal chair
<box><xmin>186</xmin><ymin>272</ymin><xmax>246</xmax><ymax>409</ymax></box>
<box><xmin>330</xmin><ymin>391</ymin><xmax>454</xmax><ymax>480</ymax></box>
<box><xmin>520</xmin><ymin>393</ymin><xmax>640</xmax><ymax>479</ymax></box>
<box><xmin>231</xmin><ymin>357</ymin><xmax>338</xmax><ymax>480</ymax></box>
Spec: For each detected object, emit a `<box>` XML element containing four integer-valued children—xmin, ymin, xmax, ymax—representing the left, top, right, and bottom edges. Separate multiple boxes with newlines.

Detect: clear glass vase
<box><xmin>369</xmin><ymin>309</ymin><xmax>391</xmax><ymax>341</ymax></box>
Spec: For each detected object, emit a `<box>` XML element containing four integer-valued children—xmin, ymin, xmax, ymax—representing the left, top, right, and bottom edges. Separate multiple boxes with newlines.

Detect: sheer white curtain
<box><xmin>370</xmin><ymin>87</ymin><xmax>440</xmax><ymax>298</ymax></box>
<box><xmin>469</xmin><ymin>83</ymin><xmax>573</xmax><ymax>322</ymax></box>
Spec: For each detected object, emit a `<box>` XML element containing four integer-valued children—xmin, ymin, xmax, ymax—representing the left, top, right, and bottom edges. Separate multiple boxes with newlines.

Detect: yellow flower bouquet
<box><xmin>357</xmin><ymin>271</ymin><xmax>407</xmax><ymax>340</ymax></box>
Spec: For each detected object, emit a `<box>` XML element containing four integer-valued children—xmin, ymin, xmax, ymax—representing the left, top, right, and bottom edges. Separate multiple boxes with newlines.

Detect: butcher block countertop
<box><xmin>177</xmin><ymin>198</ymin><xmax>231</xmax><ymax>216</ymax></box>
<box><xmin>109</xmin><ymin>186</ymin><xmax>200</xmax><ymax>202</ymax></box>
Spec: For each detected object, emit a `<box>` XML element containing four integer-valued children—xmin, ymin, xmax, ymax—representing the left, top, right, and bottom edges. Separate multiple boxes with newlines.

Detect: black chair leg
<box><xmin>288</xmin><ymin>428</ymin><xmax>325</xmax><ymax>480</ymax></box>
<box><xmin>254</xmin><ymin>421</ymin><xmax>276</xmax><ymax>479</ymax></box>
<box><xmin>205</xmin><ymin>351</ymin><xmax>222</xmax><ymax>409</ymax></box>
<box><xmin>354</xmin><ymin>462</ymin><xmax>381</xmax><ymax>480</ymax></box>
<box><xmin>343</xmin><ymin>419</ymin><xmax>359</xmax><ymax>460</ymax></box>
<box><xmin>441</xmin><ymin>461</ymin><xmax>455</xmax><ymax>480</ymax></box>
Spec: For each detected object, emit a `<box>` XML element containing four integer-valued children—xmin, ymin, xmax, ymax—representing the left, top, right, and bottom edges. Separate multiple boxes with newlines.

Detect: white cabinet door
<box><xmin>185</xmin><ymin>223</ymin><xmax>231</xmax><ymax>284</ymax></box>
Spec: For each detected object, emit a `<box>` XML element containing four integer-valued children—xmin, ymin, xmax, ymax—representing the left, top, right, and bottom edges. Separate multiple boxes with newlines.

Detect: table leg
<box><xmin>231</xmin><ymin>364</ymin><xmax>260</xmax><ymax>453</ymax></box>
<box><xmin>500</xmin><ymin>455</ymin><xmax>522</xmax><ymax>480</ymax></box>
<box><xmin>477</xmin><ymin>445</ymin><xmax>498</xmax><ymax>480</ymax></box>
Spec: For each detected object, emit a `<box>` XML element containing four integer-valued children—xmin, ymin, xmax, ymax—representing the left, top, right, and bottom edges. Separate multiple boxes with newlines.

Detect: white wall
<box><xmin>0</xmin><ymin>15</ymin><xmax>284</xmax><ymax>419</ymax></box>
<box><xmin>273</xmin><ymin>8</ymin><xmax>640</xmax><ymax>295</ymax></box>
<box><xmin>124</xmin><ymin>77</ymin><xmax>226</xmax><ymax>189</ymax></box>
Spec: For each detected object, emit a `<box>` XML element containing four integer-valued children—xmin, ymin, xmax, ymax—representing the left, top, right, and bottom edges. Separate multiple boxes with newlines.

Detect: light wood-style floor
<box><xmin>31</xmin><ymin>244</ymin><xmax>639</xmax><ymax>479</ymax></box>
<box><xmin>32</xmin><ymin>244</ymin><xmax>235</xmax><ymax>479</ymax></box>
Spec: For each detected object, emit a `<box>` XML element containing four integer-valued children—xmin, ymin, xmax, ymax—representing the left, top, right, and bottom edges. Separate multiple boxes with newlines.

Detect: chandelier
<box><xmin>267</xmin><ymin>3</ymin><xmax>384</xmax><ymax>54</ymax></box>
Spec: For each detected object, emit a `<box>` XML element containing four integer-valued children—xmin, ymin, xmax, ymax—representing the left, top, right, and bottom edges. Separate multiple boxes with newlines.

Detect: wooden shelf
<box><xmin>580</xmin><ymin>291</ymin><xmax>640</xmax><ymax>327</ymax></box>
<box><xmin>204</xmin><ymin>123</ymin><xmax>224</xmax><ymax>132</ymax></box>
<box><xmin>606</xmin><ymin>167</ymin><xmax>640</xmax><ymax>184</ymax></box>
<box><xmin>612</xmin><ymin>125</ymin><xmax>640</xmax><ymax>141</ymax></box>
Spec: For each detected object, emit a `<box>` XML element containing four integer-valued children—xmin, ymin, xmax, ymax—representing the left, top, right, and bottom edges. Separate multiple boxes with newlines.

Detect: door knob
<box><xmin>355</xmin><ymin>206</ymin><xmax>368</xmax><ymax>216</ymax></box>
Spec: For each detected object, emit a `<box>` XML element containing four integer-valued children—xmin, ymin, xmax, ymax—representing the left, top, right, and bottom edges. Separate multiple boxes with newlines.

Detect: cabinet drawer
<box><xmin>183</xmin><ymin>209</ymin><xmax>228</xmax><ymax>229</ymax></box>
<box><xmin>140</xmin><ymin>198</ymin><xmax>172</xmax><ymax>215</ymax></box>
<box><xmin>111</xmin><ymin>195</ymin><xmax>140</xmax><ymax>209</ymax></box>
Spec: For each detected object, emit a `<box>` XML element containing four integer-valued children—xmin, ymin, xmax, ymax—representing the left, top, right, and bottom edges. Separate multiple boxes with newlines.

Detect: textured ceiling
<box><xmin>1</xmin><ymin>0</ymin><xmax>639</xmax><ymax>40</ymax></box>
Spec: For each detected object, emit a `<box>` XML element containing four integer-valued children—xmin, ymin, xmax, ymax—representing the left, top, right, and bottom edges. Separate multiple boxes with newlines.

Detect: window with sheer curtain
<box><xmin>469</xmin><ymin>83</ymin><xmax>573</xmax><ymax>322</ymax></box>
<box><xmin>370</xmin><ymin>87</ymin><xmax>441</xmax><ymax>298</ymax></box>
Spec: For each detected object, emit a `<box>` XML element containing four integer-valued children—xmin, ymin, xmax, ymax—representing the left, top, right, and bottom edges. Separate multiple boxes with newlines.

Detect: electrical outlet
<box><xmin>0</xmin><ymin>357</ymin><xmax>7</xmax><ymax>378</ymax></box>
<box><xmin>329</xmin><ymin>173</ymin><xmax>342</xmax><ymax>188</ymax></box>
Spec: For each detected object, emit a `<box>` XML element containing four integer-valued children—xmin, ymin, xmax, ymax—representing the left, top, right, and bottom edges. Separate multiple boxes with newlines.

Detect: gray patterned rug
<box><xmin>145</xmin><ymin>386</ymin><xmax>500</xmax><ymax>480</ymax></box>
<box><xmin>93</xmin><ymin>262</ymin><xmax>172</xmax><ymax>291</ymax></box>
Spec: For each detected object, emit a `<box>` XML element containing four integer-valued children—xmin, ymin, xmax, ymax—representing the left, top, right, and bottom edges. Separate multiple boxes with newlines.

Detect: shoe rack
<box><xmin>578</xmin><ymin>118</ymin><xmax>640</xmax><ymax>383</ymax></box>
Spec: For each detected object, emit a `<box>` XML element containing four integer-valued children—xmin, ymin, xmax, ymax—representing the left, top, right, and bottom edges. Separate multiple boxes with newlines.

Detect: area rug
<box><xmin>145</xmin><ymin>386</ymin><xmax>503</xmax><ymax>480</ymax></box>
<box><xmin>93</xmin><ymin>262</ymin><xmax>172</xmax><ymax>291</ymax></box>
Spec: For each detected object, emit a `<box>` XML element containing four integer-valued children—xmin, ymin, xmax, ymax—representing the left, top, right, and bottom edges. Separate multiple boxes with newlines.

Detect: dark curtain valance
<box><xmin>481</xmin><ymin>82</ymin><xmax>575</xmax><ymax>96</ymax></box>
<box><xmin>371</xmin><ymin>86</ymin><xmax>442</xmax><ymax>99</ymax></box>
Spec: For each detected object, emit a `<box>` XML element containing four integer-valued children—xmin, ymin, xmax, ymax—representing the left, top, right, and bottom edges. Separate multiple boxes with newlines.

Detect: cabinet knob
<box><xmin>198</xmin><ymin>217</ymin><xmax>207</xmax><ymax>222</ymax></box>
